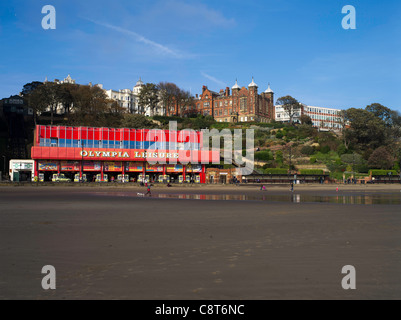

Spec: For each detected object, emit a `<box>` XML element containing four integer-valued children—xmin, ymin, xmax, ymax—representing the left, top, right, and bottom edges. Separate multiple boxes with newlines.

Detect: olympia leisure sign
<box><xmin>79</xmin><ymin>150</ymin><xmax>180</xmax><ymax>159</ymax></box>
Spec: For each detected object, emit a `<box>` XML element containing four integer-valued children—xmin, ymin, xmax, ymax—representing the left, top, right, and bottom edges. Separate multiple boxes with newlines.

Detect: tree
<box><xmin>57</xmin><ymin>83</ymin><xmax>75</xmax><ymax>114</ymax></box>
<box><xmin>343</xmin><ymin>108</ymin><xmax>387</xmax><ymax>152</ymax></box>
<box><xmin>366</xmin><ymin>103</ymin><xmax>393</xmax><ymax>127</ymax></box>
<box><xmin>368</xmin><ymin>146</ymin><xmax>394</xmax><ymax>170</ymax></box>
<box><xmin>120</xmin><ymin>114</ymin><xmax>158</xmax><ymax>129</ymax></box>
<box><xmin>138</xmin><ymin>83</ymin><xmax>159</xmax><ymax>116</ymax></box>
<box><xmin>178</xmin><ymin>89</ymin><xmax>194</xmax><ymax>117</ymax></box>
<box><xmin>68</xmin><ymin>85</ymin><xmax>110</xmax><ymax>127</ymax></box>
<box><xmin>41</xmin><ymin>82</ymin><xmax>61</xmax><ymax>125</ymax></box>
<box><xmin>276</xmin><ymin>96</ymin><xmax>301</xmax><ymax>125</ymax></box>
<box><xmin>158</xmin><ymin>82</ymin><xmax>180</xmax><ymax>116</ymax></box>
<box><xmin>21</xmin><ymin>81</ymin><xmax>43</xmax><ymax>96</ymax></box>
<box><xmin>300</xmin><ymin>114</ymin><xmax>312</xmax><ymax>125</ymax></box>
<box><xmin>21</xmin><ymin>82</ymin><xmax>46</xmax><ymax>125</ymax></box>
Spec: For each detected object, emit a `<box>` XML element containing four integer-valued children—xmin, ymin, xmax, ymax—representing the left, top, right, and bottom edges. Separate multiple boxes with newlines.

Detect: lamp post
<box><xmin>288</xmin><ymin>145</ymin><xmax>292</xmax><ymax>183</ymax></box>
<box><xmin>2</xmin><ymin>155</ymin><xmax>5</xmax><ymax>179</ymax></box>
<box><xmin>81</xmin><ymin>139</ymin><xmax>85</xmax><ymax>182</ymax></box>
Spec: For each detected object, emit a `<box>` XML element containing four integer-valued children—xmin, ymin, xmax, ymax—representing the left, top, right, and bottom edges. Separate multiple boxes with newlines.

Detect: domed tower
<box><xmin>132</xmin><ymin>77</ymin><xmax>145</xmax><ymax>114</ymax></box>
<box><xmin>133</xmin><ymin>77</ymin><xmax>144</xmax><ymax>94</ymax></box>
<box><xmin>264</xmin><ymin>83</ymin><xmax>274</xmax><ymax>121</ymax></box>
<box><xmin>248</xmin><ymin>77</ymin><xmax>258</xmax><ymax>120</ymax></box>
<box><xmin>231</xmin><ymin>79</ymin><xmax>241</xmax><ymax>122</ymax></box>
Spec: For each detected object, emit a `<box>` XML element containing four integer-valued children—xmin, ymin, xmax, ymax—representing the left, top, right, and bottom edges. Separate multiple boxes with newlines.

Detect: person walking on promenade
<box><xmin>290</xmin><ymin>182</ymin><xmax>294</xmax><ymax>192</ymax></box>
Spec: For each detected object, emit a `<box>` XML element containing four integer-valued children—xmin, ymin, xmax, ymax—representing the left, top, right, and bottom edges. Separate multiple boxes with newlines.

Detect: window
<box><xmin>230</xmin><ymin>100</ymin><xmax>233</xmax><ymax>105</ymax></box>
<box><xmin>224</xmin><ymin>110</ymin><xmax>227</xmax><ymax>116</ymax></box>
<box><xmin>50</xmin><ymin>138</ymin><xmax>58</xmax><ymax>147</ymax></box>
<box><xmin>240</xmin><ymin>97</ymin><xmax>247</xmax><ymax>112</ymax></box>
<box><xmin>219</xmin><ymin>109</ymin><xmax>222</xmax><ymax>116</ymax></box>
<box><xmin>219</xmin><ymin>101</ymin><xmax>222</xmax><ymax>107</ymax></box>
<box><xmin>225</xmin><ymin>101</ymin><xmax>228</xmax><ymax>106</ymax></box>
<box><xmin>204</xmin><ymin>102</ymin><xmax>209</xmax><ymax>107</ymax></box>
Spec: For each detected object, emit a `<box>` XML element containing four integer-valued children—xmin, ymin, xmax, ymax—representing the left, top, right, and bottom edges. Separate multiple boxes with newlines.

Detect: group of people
<box><xmin>259</xmin><ymin>182</ymin><xmax>294</xmax><ymax>192</ymax></box>
<box><xmin>344</xmin><ymin>178</ymin><xmax>357</xmax><ymax>184</ymax></box>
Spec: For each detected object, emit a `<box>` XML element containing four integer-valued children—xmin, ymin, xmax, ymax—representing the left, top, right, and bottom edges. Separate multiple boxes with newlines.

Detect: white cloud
<box><xmin>141</xmin><ymin>0</ymin><xmax>236</xmax><ymax>32</ymax></box>
<box><xmin>201</xmin><ymin>72</ymin><xmax>227</xmax><ymax>88</ymax></box>
<box><xmin>85</xmin><ymin>18</ymin><xmax>187</xmax><ymax>59</ymax></box>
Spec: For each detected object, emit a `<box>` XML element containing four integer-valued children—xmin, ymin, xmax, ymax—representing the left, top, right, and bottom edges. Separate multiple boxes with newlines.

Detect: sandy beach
<box><xmin>0</xmin><ymin>184</ymin><xmax>401</xmax><ymax>300</ymax></box>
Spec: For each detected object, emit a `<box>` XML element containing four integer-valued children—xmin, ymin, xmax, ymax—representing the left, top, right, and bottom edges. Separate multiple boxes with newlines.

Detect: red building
<box><xmin>31</xmin><ymin>125</ymin><xmax>219</xmax><ymax>183</ymax></box>
<box><xmin>195</xmin><ymin>78</ymin><xmax>275</xmax><ymax>123</ymax></box>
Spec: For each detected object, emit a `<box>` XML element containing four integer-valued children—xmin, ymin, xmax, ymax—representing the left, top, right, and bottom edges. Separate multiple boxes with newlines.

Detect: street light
<box><xmin>2</xmin><ymin>155</ymin><xmax>5</xmax><ymax>178</ymax></box>
<box><xmin>81</xmin><ymin>139</ymin><xmax>85</xmax><ymax>182</ymax></box>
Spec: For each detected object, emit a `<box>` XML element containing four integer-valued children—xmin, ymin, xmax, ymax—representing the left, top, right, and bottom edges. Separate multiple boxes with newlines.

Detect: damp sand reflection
<box><xmin>94</xmin><ymin>192</ymin><xmax>401</xmax><ymax>205</ymax></box>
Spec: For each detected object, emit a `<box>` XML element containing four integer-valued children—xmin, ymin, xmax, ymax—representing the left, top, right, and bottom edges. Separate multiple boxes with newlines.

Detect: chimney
<box><xmin>225</xmin><ymin>87</ymin><xmax>230</xmax><ymax>96</ymax></box>
<box><xmin>219</xmin><ymin>89</ymin><xmax>224</xmax><ymax>95</ymax></box>
<box><xmin>196</xmin><ymin>94</ymin><xmax>198</xmax><ymax>99</ymax></box>
<box><xmin>202</xmin><ymin>85</ymin><xmax>207</xmax><ymax>93</ymax></box>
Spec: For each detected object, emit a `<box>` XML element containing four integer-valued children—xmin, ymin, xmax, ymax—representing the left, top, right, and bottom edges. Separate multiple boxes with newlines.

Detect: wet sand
<box><xmin>0</xmin><ymin>185</ymin><xmax>401</xmax><ymax>300</ymax></box>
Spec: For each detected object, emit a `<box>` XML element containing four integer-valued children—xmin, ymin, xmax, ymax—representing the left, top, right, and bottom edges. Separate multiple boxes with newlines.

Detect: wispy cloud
<box><xmin>201</xmin><ymin>72</ymin><xmax>227</xmax><ymax>88</ymax></box>
<box><xmin>84</xmin><ymin>18</ymin><xmax>186</xmax><ymax>59</ymax></box>
<box><xmin>143</xmin><ymin>0</ymin><xmax>236</xmax><ymax>31</ymax></box>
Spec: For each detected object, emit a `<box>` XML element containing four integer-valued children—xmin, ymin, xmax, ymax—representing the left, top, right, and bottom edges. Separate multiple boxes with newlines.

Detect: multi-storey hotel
<box><xmin>275</xmin><ymin>104</ymin><xmax>344</xmax><ymax>131</ymax></box>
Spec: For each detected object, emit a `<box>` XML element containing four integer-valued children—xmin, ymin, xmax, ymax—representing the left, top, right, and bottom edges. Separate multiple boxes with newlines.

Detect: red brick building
<box><xmin>195</xmin><ymin>78</ymin><xmax>275</xmax><ymax>123</ymax></box>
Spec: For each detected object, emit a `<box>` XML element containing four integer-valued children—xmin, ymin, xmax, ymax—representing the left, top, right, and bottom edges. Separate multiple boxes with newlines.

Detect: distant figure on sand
<box><xmin>260</xmin><ymin>185</ymin><xmax>266</xmax><ymax>191</ymax></box>
<box><xmin>290</xmin><ymin>182</ymin><xmax>294</xmax><ymax>192</ymax></box>
<box><xmin>145</xmin><ymin>185</ymin><xmax>152</xmax><ymax>196</ymax></box>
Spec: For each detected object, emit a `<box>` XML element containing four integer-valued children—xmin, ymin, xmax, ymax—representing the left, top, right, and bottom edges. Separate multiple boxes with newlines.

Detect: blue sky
<box><xmin>0</xmin><ymin>0</ymin><xmax>400</xmax><ymax>111</ymax></box>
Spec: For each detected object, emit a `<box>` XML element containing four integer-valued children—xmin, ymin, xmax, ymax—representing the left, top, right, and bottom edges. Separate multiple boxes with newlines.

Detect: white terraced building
<box><xmin>275</xmin><ymin>104</ymin><xmax>344</xmax><ymax>131</ymax></box>
<box><xmin>103</xmin><ymin>78</ymin><xmax>164</xmax><ymax>116</ymax></box>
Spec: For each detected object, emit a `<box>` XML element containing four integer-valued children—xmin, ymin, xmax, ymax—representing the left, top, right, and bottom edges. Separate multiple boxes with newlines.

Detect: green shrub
<box><xmin>337</xmin><ymin>144</ymin><xmax>348</xmax><ymax>156</ymax></box>
<box><xmin>320</xmin><ymin>145</ymin><xmax>331</xmax><ymax>154</ymax></box>
<box><xmin>369</xmin><ymin>170</ymin><xmax>398</xmax><ymax>176</ymax></box>
<box><xmin>301</xmin><ymin>146</ymin><xmax>314</xmax><ymax>155</ymax></box>
<box><xmin>310</xmin><ymin>157</ymin><xmax>317</xmax><ymax>164</ymax></box>
<box><xmin>275</xmin><ymin>150</ymin><xmax>284</xmax><ymax>163</ymax></box>
<box><xmin>275</xmin><ymin>131</ymin><xmax>284</xmax><ymax>139</ymax></box>
<box><xmin>355</xmin><ymin>164</ymin><xmax>369</xmax><ymax>173</ymax></box>
<box><xmin>255</xmin><ymin>151</ymin><xmax>273</xmax><ymax>161</ymax></box>
<box><xmin>264</xmin><ymin>168</ymin><xmax>288</xmax><ymax>174</ymax></box>
<box><xmin>300</xmin><ymin>169</ymin><xmax>324</xmax><ymax>175</ymax></box>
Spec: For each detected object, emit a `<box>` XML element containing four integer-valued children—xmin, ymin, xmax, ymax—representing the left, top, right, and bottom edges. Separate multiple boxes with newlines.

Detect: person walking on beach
<box><xmin>145</xmin><ymin>184</ymin><xmax>152</xmax><ymax>197</ymax></box>
<box><xmin>290</xmin><ymin>182</ymin><xmax>294</xmax><ymax>192</ymax></box>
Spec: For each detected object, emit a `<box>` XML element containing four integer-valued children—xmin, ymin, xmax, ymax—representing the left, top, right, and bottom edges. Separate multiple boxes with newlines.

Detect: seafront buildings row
<box><xmin>34</xmin><ymin>75</ymin><xmax>345</xmax><ymax>131</ymax></box>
